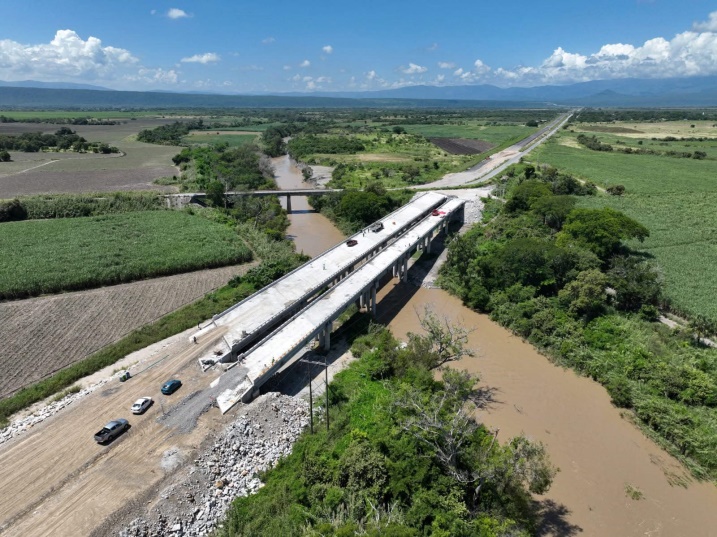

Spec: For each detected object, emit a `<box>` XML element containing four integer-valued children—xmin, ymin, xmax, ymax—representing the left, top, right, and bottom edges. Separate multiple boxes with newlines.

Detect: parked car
<box><xmin>369</xmin><ymin>222</ymin><xmax>384</xmax><ymax>233</ymax></box>
<box><xmin>131</xmin><ymin>397</ymin><xmax>153</xmax><ymax>414</ymax></box>
<box><xmin>346</xmin><ymin>239</ymin><xmax>358</xmax><ymax>247</ymax></box>
<box><xmin>94</xmin><ymin>419</ymin><xmax>129</xmax><ymax>443</ymax></box>
<box><xmin>161</xmin><ymin>379</ymin><xmax>182</xmax><ymax>395</ymax></box>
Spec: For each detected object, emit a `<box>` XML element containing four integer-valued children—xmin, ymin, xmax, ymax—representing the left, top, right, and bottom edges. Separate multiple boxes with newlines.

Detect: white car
<box><xmin>131</xmin><ymin>397</ymin><xmax>153</xmax><ymax>415</ymax></box>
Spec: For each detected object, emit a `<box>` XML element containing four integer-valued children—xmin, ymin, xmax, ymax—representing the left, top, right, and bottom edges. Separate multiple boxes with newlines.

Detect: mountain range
<box><xmin>0</xmin><ymin>76</ymin><xmax>716</xmax><ymax>108</ymax></box>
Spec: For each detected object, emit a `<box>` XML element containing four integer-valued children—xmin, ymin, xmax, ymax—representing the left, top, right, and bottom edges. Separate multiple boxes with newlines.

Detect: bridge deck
<box><xmin>215</xmin><ymin>197</ymin><xmax>465</xmax><ymax>411</ymax></box>
<box><xmin>193</xmin><ymin>192</ymin><xmax>447</xmax><ymax>356</ymax></box>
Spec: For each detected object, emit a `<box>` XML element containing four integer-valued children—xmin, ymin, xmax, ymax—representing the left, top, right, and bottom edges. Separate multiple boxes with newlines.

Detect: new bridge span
<box><xmin>216</xmin><ymin>196</ymin><xmax>466</xmax><ymax>412</ymax></box>
<box><xmin>191</xmin><ymin>192</ymin><xmax>448</xmax><ymax>368</ymax></box>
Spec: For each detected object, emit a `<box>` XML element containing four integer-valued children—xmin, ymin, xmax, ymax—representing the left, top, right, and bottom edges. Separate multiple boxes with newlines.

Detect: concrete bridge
<box><xmin>202</xmin><ymin>195</ymin><xmax>465</xmax><ymax>412</ymax></box>
<box><xmin>164</xmin><ymin>189</ymin><xmax>341</xmax><ymax>212</ymax></box>
<box><xmin>191</xmin><ymin>192</ymin><xmax>449</xmax><ymax>372</ymax></box>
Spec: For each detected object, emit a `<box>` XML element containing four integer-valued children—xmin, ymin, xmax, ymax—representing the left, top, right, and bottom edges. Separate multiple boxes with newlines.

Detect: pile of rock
<box><xmin>119</xmin><ymin>392</ymin><xmax>309</xmax><ymax>537</ymax></box>
<box><xmin>0</xmin><ymin>378</ymin><xmax>111</xmax><ymax>446</ymax></box>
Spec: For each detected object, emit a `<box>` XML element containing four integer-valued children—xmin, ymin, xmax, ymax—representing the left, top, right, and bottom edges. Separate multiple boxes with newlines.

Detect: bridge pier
<box><xmin>286</xmin><ymin>195</ymin><xmax>292</xmax><ymax>214</ymax></box>
<box><xmin>371</xmin><ymin>283</ymin><xmax>377</xmax><ymax>316</ymax></box>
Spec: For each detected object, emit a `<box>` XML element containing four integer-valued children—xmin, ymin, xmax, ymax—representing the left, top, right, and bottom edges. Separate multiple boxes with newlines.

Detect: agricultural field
<box><xmin>0</xmin><ymin>210</ymin><xmax>252</xmax><ymax>300</ymax></box>
<box><xmin>182</xmin><ymin>131</ymin><xmax>259</xmax><ymax>147</ymax></box>
<box><xmin>428</xmin><ymin>137</ymin><xmax>494</xmax><ymax>155</ymax></box>
<box><xmin>0</xmin><ymin>119</ymin><xmax>179</xmax><ymax>197</ymax></box>
<box><xmin>0</xmin><ymin>263</ymin><xmax>253</xmax><ymax>398</ymax></box>
<box><xmin>399</xmin><ymin>122</ymin><xmax>537</xmax><ymax>143</ymax></box>
<box><xmin>534</xmin><ymin>128</ymin><xmax>717</xmax><ymax>321</ymax></box>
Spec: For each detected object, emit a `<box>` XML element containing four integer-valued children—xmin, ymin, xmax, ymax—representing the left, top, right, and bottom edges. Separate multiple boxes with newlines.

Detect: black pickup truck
<box><xmin>94</xmin><ymin>419</ymin><xmax>129</xmax><ymax>443</ymax></box>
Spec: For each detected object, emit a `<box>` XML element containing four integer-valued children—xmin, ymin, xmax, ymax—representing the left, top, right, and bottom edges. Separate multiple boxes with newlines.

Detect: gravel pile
<box><xmin>118</xmin><ymin>392</ymin><xmax>309</xmax><ymax>537</ymax></box>
<box><xmin>0</xmin><ymin>378</ymin><xmax>111</xmax><ymax>446</ymax></box>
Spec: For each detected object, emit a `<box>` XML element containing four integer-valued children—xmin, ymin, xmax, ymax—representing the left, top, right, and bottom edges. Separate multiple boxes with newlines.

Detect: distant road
<box><xmin>414</xmin><ymin>111</ymin><xmax>574</xmax><ymax>190</ymax></box>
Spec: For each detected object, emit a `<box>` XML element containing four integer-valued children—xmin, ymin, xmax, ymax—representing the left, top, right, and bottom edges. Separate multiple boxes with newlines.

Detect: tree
<box><xmin>558</xmin><ymin>269</ymin><xmax>609</xmax><ymax>320</ymax></box>
<box><xmin>505</xmin><ymin>180</ymin><xmax>551</xmax><ymax>212</ymax></box>
<box><xmin>607</xmin><ymin>256</ymin><xmax>662</xmax><ymax>312</ymax></box>
<box><xmin>0</xmin><ymin>150</ymin><xmax>10</xmax><ymax>162</ymax></box>
<box><xmin>557</xmin><ymin>207</ymin><xmax>649</xmax><ymax>261</ymax></box>
<box><xmin>205</xmin><ymin>180</ymin><xmax>226</xmax><ymax>207</ymax></box>
<box><xmin>530</xmin><ymin>195</ymin><xmax>576</xmax><ymax>230</ymax></box>
<box><xmin>404</xmin><ymin>306</ymin><xmax>476</xmax><ymax>370</ymax></box>
<box><xmin>606</xmin><ymin>184</ymin><xmax>625</xmax><ymax>196</ymax></box>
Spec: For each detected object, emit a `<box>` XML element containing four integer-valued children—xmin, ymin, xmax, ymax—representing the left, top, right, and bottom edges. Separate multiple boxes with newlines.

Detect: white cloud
<box><xmin>400</xmin><ymin>62</ymin><xmax>428</xmax><ymax>74</ymax></box>
<box><xmin>300</xmin><ymin>59</ymin><xmax>311</xmax><ymax>68</ymax></box>
<box><xmin>693</xmin><ymin>11</ymin><xmax>717</xmax><ymax>32</ymax></box>
<box><xmin>366</xmin><ymin>70</ymin><xmax>378</xmax><ymax>80</ymax></box>
<box><xmin>322</xmin><ymin>45</ymin><xmax>333</xmax><ymax>54</ymax></box>
<box><xmin>473</xmin><ymin>59</ymin><xmax>491</xmax><ymax>75</ymax></box>
<box><xmin>436</xmin><ymin>74</ymin><xmax>445</xmax><ymax>83</ymax></box>
<box><xmin>130</xmin><ymin>67</ymin><xmax>179</xmax><ymax>85</ymax></box>
<box><xmin>262</xmin><ymin>37</ymin><xmax>276</xmax><ymax>45</ymax></box>
<box><xmin>283</xmin><ymin>64</ymin><xmax>292</xmax><ymax>71</ymax></box>
<box><xmin>438</xmin><ymin>61</ymin><xmax>455</xmax><ymax>69</ymax></box>
<box><xmin>427</xmin><ymin>43</ymin><xmax>439</xmax><ymax>51</ymax></box>
<box><xmin>181</xmin><ymin>52</ymin><xmax>220</xmax><ymax>64</ymax></box>
<box><xmin>0</xmin><ymin>29</ymin><xmax>138</xmax><ymax>81</ymax></box>
<box><xmin>491</xmin><ymin>12</ymin><xmax>717</xmax><ymax>85</ymax></box>
<box><xmin>291</xmin><ymin>74</ymin><xmax>301</xmax><ymax>82</ymax></box>
<box><xmin>167</xmin><ymin>8</ymin><xmax>190</xmax><ymax>19</ymax></box>
<box><xmin>453</xmin><ymin>68</ymin><xmax>463</xmax><ymax>76</ymax></box>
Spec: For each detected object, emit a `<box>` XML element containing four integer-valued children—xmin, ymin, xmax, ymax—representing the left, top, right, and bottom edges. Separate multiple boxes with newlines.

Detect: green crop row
<box><xmin>0</xmin><ymin>210</ymin><xmax>252</xmax><ymax>300</ymax></box>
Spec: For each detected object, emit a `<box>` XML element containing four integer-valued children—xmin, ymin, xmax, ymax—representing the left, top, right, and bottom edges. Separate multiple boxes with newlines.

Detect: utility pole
<box><xmin>325</xmin><ymin>354</ymin><xmax>329</xmax><ymax>431</ymax></box>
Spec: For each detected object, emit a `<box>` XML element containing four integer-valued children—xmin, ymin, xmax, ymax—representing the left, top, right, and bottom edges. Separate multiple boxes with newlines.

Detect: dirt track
<box><xmin>0</xmin><ymin>327</ymin><xmax>246</xmax><ymax>537</ymax></box>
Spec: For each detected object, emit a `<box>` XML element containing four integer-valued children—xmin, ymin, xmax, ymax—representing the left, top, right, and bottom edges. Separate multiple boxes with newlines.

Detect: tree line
<box><xmin>0</xmin><ymin>127</ymin><xmax>118</xmax><ymax>154</ymax></box>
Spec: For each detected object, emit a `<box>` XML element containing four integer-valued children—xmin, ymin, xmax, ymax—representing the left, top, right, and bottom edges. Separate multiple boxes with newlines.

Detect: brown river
<box><xmin>276</xmin><ymin>158</ymin><xmax>717</xmax><ymax>536</ymax></box>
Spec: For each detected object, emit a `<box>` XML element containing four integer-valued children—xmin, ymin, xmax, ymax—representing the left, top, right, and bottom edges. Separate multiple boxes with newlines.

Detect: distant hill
<box><xmin>0</xmin><ymin>76</ymin><xmax>716</xmax><ymax>108</ymax></box>
<box><xmin>0</xmin><ymin>80</ymin><xmax>111</xmax><ymax>91</ymax></box>
<box><xmin>0</xmin><ymin>86</ymin><xmax>552</xmax><ymax>109</ymax></box>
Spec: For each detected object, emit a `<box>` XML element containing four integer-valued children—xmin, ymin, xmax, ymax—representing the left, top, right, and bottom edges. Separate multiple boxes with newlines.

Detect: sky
<box><xmin>0</xmin><ymin>1</ymin><xmax>716</xmax><ymax>93</ymax></box>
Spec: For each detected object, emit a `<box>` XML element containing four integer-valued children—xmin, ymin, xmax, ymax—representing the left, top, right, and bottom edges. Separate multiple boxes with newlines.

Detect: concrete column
<box><xmin>402</xmin><ymin>256</ymin><xmax>408</xmax><ymax>282</ymax></box>
<box><xmin>286</xmin><ymin>195</ymin><xmax>292</xmax><ymax>213</ymax></box>
<box><xmin>426</xmin><ymin>236</ymin><xmax>431</xmax><ymax>254</ymax></box>
<box><xmin>323</xmin><ymin>323</ymin><xmax>331</xmax><ymax>350</ymax></box>
<box><xmin>371</xmin><ymin>284</ymin><xmax>377</xmax><ymax>316</ymax></box>
<box><xmin>359</xmin><ymin>292</ymin><xmax>365</xmax><ymax>309</ymax></box>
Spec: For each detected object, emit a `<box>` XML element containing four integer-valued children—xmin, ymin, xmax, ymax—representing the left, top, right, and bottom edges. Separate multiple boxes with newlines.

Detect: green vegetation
<box><xmin>220</xmin><ymin>322</ymin><xmax>556</xmax><ymax>536</ymax></box>
<box><xmin>0</xmin><ymin>192</ymin><xmax>164</xmax><ymax>222</ymax></box>
<box><xmin>440</xmin><ymin>164</ymin><xmax>717</xmax><ymax>478</ymax></box>
<box><xmin>172</xmin><ymin>144</ymin><xmax>275</xmax><ymax>192</ymax></box>
<box><xmin>0</xmin><ymin>127</ymin><xmax>118</xmax><ymax>153</ymax></box>
<box><xmin>182</xmin><ymin>133</ymin><xmax>258</xmax><ymax>147</ymax></box>
<box><xmin>0</xmin><ymin>222</ymin><xmax>304</xmax><ymax>427</ymax></box>
<box><xmin>309</xmin><ymin>183</ymin><xmax>413</xmax><ymax>234</ymax></box>
<box><xmin>534</xmin><ymin>129</ymin><xmax>717</xmax><ymax>322</ymax></box>
<box><xmin>137</xmin><ymin>119</ymin><xmax>204</xmax><ymax>145</ymax></box>
<box><xmin>0</xmin><ymin>210</ymin><xmax>253</xmax><ymax>299</ymax></box>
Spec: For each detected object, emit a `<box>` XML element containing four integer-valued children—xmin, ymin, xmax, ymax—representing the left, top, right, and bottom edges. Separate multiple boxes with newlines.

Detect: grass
<box><xmin>534</xmin><ymin>134</ymin><xmax>717</xmax><ymax>322</ymax></box>
<box><xmin>624</xmin><ymin>483</ymin><xmax>644</xmax><ymax>500</ymax></box>
<box><xmin>0</xmin><ymin>210</ymin><xmax>252</xmax><ymax>299</ymax></box>
<box><xmin>182</xmin><ymin>133</ymin><xmax>258</xmax><ymax>147</ymax></box>
<box><xmin>400</xmin><ymin>122</ymin><xmax>538</xmax><ymax>143</ymax></box>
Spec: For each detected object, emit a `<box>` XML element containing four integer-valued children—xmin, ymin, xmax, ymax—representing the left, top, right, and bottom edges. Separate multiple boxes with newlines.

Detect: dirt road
<box><xmin>0</xmin><ymin>327</ymin><xmax>246</xmax><ymax>537</ymax></box>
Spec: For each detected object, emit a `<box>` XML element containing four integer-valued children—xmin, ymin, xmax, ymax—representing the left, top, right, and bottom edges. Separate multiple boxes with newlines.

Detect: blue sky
<box><xmin>0</xmin><ymin>1</ymin><xmax>716</xmax><ymax>93</ymax></box>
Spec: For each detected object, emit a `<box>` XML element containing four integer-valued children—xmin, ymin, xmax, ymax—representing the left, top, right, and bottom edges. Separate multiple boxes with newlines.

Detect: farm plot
<box><xmin>428</xmin><ymin>137</ymin><xmax>494</xmax><ymax>155</ymax></box>
<box><xmin>0</xmin><ymin>211</ymin><xmax>252</xmax><ymax>300</ymax></box>
<box><xmin>535</xmin><ymin>134</ymin><xmax>717</xmax><ymax>321</ymax></box>
<box><xmin>0</xmin><ymin>263</ymin><xmax>253</xmax><ymax>399</ymax></box>
<box><xmin>0</xmin><ymin>120</ymin><xmax>179</xmax><ymax>197</ymax></box>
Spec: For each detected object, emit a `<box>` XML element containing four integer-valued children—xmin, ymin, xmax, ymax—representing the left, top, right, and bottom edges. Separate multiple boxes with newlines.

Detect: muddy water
<box><xmin>272</xmin><ymin>155</ymin><xmax>344</xmax><ymax>257</ymax></box>
<box><xmin>377</xmin><ymin>282</ymin><xmax>717</xmax><ymax>537</ymax></box>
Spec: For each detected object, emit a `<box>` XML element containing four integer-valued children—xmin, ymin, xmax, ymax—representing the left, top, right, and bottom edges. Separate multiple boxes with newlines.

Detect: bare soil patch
<box><xmin>355</xmin><ymin>153</ymin><xmax>412</xmax><ymax>163</ymax></box>
<box><xmin>428</xmin><ymin>137</ymin><xmax>494</xmax><ymax>155</ymax></box>
<box><xmin>0</xmin><ymin>263</ymin><xmax>255</xmax><ymax>398</ymax></box>
<box><xmin>0</xmin><ymin>120</ymin><xmax>179</xmax><ymax>197</ymax></box>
